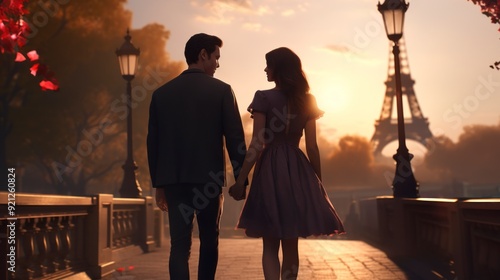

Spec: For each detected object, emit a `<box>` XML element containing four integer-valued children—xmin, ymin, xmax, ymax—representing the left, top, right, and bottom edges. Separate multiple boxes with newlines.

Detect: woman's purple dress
<box><xmin>237</xmin><ymin>89</ymin><xmax>345</xmax><ymax>238</ymax></box>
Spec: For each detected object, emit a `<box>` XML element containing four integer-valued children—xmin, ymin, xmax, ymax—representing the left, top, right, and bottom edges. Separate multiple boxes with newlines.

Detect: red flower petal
<box><xmin>27</xmin><ymin>50</ymin><xmax>38</xmax><ymax>61</ymax></box>
<box><xmin>17</xmin><ymin>36</ymin><xmax>27</xmax><ymax>47</ymax></box>
<box><xmin>30</xmin><ymin>63</ymin><xmax>39</xmax><ymax>76</ymax></box>
<box><xmin>40</xmin><ymin>79</ymin><xmax>59</xmax><ymax>91</ymax></box>
<box><xmin>1</xmin><ymin>37</ymin><xmax>14</xmax><ymax>53</ymax></box>
<box><xmin>15</xmin><ymin>52</ymin><xmax>25</xmax><ymax>62</ymax></box>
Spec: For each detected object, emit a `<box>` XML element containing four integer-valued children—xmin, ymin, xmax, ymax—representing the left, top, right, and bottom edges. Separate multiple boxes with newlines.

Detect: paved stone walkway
<box><xmin>106</xmin><ymin>237</ymin><xmax>441</xmax><ymax>280</ymax></box>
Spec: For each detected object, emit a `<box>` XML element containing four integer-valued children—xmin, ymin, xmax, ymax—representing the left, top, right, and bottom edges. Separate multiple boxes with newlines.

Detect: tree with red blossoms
<box><xmin>1</xmin><ymin>0</ymin><xmax>58</xmax><ymax>190</ymax></box>
<box><xmin>0</xmin><ymin>0</ymin><xmax>58</xmax><ymax>89</ymax></box>
<box><xmin>469</xmin><ymin>0</ymin><xmax>500</xmax><ymax>25</ymax></box>
<box><xmin>468</xmin><ymin>0</ymin><xmax>500</xmax><ymax>69</ymax></box>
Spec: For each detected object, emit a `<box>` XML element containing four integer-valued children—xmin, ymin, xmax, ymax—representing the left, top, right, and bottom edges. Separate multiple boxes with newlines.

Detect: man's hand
<box><xmin>228</xmin><ymin>183</ymin><xmax>246</xmax><ymax>201</ymax></box>
<box><xmin>155</xmin><ymin>188</ymin><xmax>168</xmax><ymax>212</ymax></box>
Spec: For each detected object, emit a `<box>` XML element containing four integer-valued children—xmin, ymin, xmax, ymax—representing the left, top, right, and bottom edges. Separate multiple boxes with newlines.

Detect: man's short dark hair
<box><xmin>184</xmin><ymin>33</ymin><xmax>223</xmax><ymax>65</ymax></box>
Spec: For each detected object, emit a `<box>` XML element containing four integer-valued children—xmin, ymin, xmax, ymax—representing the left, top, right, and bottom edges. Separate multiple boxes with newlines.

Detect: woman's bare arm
<box><xmin>230</xmin><ymin>112</ymin><xmax>266</xmax><ymax>200</ymax></box>
<box><xmin>304</xmin><ymin>119</ymin><xmax>321</xmax><ymax>180</ymax></box>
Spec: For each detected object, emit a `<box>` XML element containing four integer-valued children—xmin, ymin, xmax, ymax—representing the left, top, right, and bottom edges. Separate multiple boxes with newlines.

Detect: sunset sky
<box><xmin>126</xmin><ymin>0</ymin><xmax>500</xmax><ymax>154</ymax></box>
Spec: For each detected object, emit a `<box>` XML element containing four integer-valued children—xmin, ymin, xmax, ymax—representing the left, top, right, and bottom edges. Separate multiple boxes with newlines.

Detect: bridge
<box><xmin>1</xmin><ymin>192</ymin><xmax>499</xmax><ymax>279</ymax></box>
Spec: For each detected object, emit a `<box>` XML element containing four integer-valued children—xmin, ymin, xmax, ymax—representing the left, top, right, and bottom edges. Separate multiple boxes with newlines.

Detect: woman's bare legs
<box><xmin>262</xmin><ymin>237</ymin><xmax>280</xmax><ymax>280</ymax></box>
<box><xmin>281</xmin><ymin>238</ymin><xmax>299</xmax><ymax>279</ymax></box>
<box><xmin>262</xmin><ymin>237</ymin><xmax>299</xmax><ymax>280</ymax></box>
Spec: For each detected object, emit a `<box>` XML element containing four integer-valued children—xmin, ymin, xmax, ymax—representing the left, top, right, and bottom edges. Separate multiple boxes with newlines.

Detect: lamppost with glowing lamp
<box><xmin>116</xmin><ymin>29</ymin><xmax>142</xmax><ymax>198</ymax></box>
<box><xmin>378</xmin><ymin>0</ymin><xmax>419</xmax><ymax>198</ymax></box>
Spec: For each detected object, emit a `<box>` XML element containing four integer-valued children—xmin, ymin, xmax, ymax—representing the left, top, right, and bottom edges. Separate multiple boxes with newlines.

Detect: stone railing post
<box><xmin>140</xmin><ymin>196</ymin><xmax>156</xmax><ymax>253</ymax></box>
<box><xmin>377</xmin><ymin>197</ymin><xmax>408</xmax><ymax>257</ymax></box>
<box><xmin>154</xmin><ymin>208</ymin><xmax>164</xmax><ymax>248</ymax></box>
<box><xmin>357</xmin><ymin>198</ymin><xmax>380</xmax><ymax>242</ymax></box>
<box><xmin>85</xmin><ymin>194</ymin><xmax>115</xmax><ymax>278</ymax></box>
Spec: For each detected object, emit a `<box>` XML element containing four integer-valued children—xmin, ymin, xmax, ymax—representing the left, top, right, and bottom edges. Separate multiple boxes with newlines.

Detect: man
<box><xmin>147</xmin><ymin>33</ymin><xmax>247</xmax><ymax>280</ymax></box>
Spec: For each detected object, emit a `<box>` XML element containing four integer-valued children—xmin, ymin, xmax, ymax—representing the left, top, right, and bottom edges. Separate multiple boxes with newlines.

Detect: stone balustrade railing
<box><xmin>0</xmin><ymin>192</ymin><xmax>162</xmax><ymax>279</ymax></box>
<box><xmin>3</xmin><ymin>192</ymin><xmax>499</xmax><ymax>279</ymax></box>
<box><xmin>358</xmin><ymin>197</ymin><xmax>500</xmax><ymax>280</ymax></box>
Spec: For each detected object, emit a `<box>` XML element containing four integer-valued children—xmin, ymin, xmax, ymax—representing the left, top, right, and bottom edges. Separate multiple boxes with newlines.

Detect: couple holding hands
<box><xmin>147</xmin><ymin>33</ymin><xmax>344</xmax><ymax>280</ymax></box>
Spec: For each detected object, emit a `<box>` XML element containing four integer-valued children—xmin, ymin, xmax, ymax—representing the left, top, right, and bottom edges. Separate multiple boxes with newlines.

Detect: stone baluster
<box><xmin>18</xmin><ymin>218</ymin><xmax>38</xmax><ymax>279</ymax></box>
<box><xmin>34</xmin><ymin>218</ymin><xmax>50</xmax><ymax>276</ymax></box>
<box><xmin>118</xmin><ymin>211</ymin><xmax>125</xmax><ymax>248</ymax></box>
<box><xmin>29</xmin><ymin>218</ymin><xmax>45</xmax><ymax>277</ymax></box>
<box><xmin>125</xmin><ymin>211</ymin><xmax>133</xmax><ymax>245</ymax></box>
<box><xmin>113</xmin><ymin>211</ymin><xmax>123</xmax><ymax>248</ymax></box>
<box><xmin>46</xmin><ymin>217</ymin><xmax>61</xmax><ymax>273</ymax></box>
<box><xmin>122</xmin><ymin>211</ymin><xmax>129</xmax><ymax>246</ymax></box>
<box><xmin>112</xmin><ymin>211</ymin><xmax>117</xmax><ymax>248</ymax></box>
<box><xmin>59</xmin><ymin>216</ymin><xmax>74</xmax><ymax>269</ymax></box>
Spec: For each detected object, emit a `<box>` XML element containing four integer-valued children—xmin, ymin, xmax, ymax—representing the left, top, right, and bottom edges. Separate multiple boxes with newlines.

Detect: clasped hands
<box><xmin>155</xmin><ymin>188</ymin><xmax>168</xmax><ymax>212</ymax></box>
<box><xmin>229</xmin><ymin>182</ymin><xmax>246</xmax><ymax>201</ymax></box>
<box><xmin>155</xmin><ymin>183</ymin><xmax>246</xmax><ymax>212</ymax></box>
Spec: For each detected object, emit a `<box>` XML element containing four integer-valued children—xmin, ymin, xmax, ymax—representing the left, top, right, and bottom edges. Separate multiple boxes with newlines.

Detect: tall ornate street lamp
<box><xmin>378</xmin><ymin>0</ymin><xmax>419</xmax><ymax>198</ymax></box>
<box><xmin>116</xmin><ymin>29</ymin><xmax>142</xmax><ymax>197</ymax></box>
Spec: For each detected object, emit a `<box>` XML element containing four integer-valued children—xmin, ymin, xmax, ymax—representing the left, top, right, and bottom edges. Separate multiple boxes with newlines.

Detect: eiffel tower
<box><xmin>371</xmin><ymin>37</ymin><xmax>433</xmax><ymax>156</ymax></box>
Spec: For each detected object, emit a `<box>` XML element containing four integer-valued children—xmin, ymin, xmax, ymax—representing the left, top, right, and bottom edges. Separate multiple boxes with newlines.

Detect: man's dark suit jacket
<box><xmin>147</xmin><ymin>68</ymin><xmax>246</xmax><ymax>188</ymax></box>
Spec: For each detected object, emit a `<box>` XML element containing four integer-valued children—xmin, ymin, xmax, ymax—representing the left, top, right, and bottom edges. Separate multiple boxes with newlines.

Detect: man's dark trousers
<box><xmin>164</xmin><ymin>184</ymin><xmax>223</xmax><ymax>280</ymax></box>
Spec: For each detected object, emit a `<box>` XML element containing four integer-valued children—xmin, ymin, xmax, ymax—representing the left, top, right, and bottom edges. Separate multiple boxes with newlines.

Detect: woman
<box><xmin>229</xmin><ymin>47</ymin><xmax>345</xmax><ymax>280</ymax></box>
